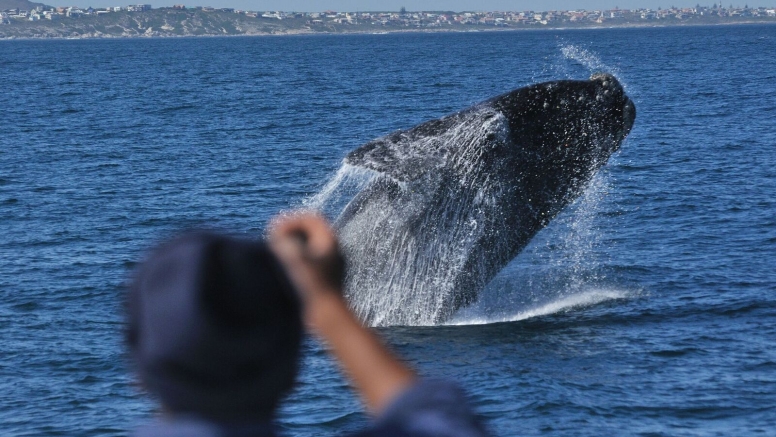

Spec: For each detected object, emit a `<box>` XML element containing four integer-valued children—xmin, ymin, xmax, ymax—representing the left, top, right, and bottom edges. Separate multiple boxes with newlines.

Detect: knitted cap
<box><xmin>126</xmin><ymin>231</ymin><xmax>302</xmax><ymax>421</ymax></box>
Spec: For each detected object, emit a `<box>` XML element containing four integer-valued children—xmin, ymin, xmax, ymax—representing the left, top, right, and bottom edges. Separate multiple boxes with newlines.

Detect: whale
<box><xmin>327</xmin><ymin>73</ymin><xmax>635</xmax><ymax>326</ymax></box>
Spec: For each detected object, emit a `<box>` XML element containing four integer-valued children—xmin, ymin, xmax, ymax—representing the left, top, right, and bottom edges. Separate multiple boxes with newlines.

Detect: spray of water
<box><xmin>562</xmin><ymin>45</ymin><xmax>614</xmax><ymax>74</ymax></box>
<box><xmin>323</xmin><ymin>108</ymin><xmax>513</xmax><ymax>326</ymax></box>
<box><xmin>302</xmin><ymin>163</ymin><xmax>377</xmax><ymax>216</ymax></box>
<box><xmin>451</xmin><ymin>170</ymin><xmax>619</xmax><ymax>324</ymax></box>
<box><xmin>557</xmin><ymin>43</ymin><xmax>633</xmax><ymax>97</ymax></box>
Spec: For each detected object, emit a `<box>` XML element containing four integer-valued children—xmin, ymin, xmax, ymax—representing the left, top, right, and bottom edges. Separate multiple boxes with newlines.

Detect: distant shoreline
<box><xmin>1</xmin><ymin>16</ymin><xmax>775</xmax><ymax>41</ymax></box>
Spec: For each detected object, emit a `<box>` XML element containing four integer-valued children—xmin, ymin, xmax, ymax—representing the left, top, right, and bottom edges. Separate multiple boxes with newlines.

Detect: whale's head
<box><xmin>493</xmin><ymin>73</ymin><xmax>634</xmax><ymax>158</ymax></box>
<box><xmin>588</xmin><ymin>72</ymin><xmax>636</xmax><ymax>145</ymax></box>
<box><xmin>489</xmin><ymin>73</ymin><xmax>635</xmax><ymax>211</ymax></box>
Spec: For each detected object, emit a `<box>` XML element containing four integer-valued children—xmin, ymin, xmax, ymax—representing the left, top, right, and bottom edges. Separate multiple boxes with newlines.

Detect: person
<box><xmin>127</xmin><ymin>212</ymin><xmax>489</xmax><ymax>437</ymax></box>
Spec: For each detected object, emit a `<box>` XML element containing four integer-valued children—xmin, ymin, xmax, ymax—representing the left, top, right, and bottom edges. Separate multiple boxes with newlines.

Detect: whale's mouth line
<box><xmin>622</xmin><ymin>97</ymin><xmax>636</xmax><ymax>138</ymax></box>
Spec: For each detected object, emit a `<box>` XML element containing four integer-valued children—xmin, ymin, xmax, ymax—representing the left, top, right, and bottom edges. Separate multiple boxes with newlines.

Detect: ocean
<box><xmin>1</xmin><ymin>25</ymin><xmax>775</xmax><ymax>436</ymax></box>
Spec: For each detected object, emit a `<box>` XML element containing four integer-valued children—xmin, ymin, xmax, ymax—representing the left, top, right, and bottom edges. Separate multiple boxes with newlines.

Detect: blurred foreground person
<box><xmin>127</xmin><ymin>213</ymin><xmax>489</xmax><ymax>437</ymax></box>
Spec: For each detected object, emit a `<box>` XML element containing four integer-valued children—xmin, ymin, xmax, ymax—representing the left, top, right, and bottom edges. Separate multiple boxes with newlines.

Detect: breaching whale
<box><xmin>328</xmin><ymin>73</ymin><xmax>635</xmax><ymax>326</ymax></box>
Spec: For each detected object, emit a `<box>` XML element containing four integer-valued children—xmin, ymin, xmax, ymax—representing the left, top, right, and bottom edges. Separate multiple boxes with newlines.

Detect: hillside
<box><xmin>0</xmin><ymin>9</ymin><xmax>315</xmax><ymax>38</ymax></box>
<box><xmin>0</xmin><ymin>0</ymin><xmax>50</xmax><ymax>10</ymax></box>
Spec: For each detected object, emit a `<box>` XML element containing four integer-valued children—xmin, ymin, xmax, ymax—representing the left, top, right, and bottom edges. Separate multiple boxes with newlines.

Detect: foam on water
<box><xmin>447</xmin><ymin>287</ymin><xmax>631</xmax><ymax>325</ymax></box>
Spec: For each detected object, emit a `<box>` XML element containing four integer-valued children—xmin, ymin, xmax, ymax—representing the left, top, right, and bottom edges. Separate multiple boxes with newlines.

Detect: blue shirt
<box><xmin>134</xmin><ymin>380</ymin><xmax>489</xmax><ymax>437</ymax></box>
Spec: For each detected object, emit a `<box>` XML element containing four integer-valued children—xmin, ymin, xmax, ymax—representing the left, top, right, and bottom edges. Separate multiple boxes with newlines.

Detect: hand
<box><xmin>268</xmin><ymin>212</ymin><xmax>347</xmax><ymax>319</ymax></box>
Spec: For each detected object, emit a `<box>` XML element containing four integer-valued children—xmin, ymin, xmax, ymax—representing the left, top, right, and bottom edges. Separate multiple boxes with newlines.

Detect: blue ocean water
<box><xmin>1</xmin><ymin>25</ymin><xmax>775</xmax><ymax>436</ymax></box>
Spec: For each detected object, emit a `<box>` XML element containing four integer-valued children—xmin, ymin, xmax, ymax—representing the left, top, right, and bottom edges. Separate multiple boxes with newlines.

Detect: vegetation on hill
<box><xmin>0</xmin><ymin>0</ymin><xmax>49</xmax><ymax>11</ymax></box>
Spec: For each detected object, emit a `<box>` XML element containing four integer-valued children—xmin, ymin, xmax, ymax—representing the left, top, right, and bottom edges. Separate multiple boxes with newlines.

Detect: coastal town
<box><xmin>3</xmin><ymin>4</ymin><xmax>776</xmax><ymax>25</ymax></box>
<box><xmin>1</xmin><ymin>2</ymin><xmax>775</xmax><ymax>37</ymax></box>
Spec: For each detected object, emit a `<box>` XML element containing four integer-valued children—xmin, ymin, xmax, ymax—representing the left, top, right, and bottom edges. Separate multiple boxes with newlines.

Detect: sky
<box><xmin>120</xmin><ymin>1</ymin><xmax>761</xmax><ymax>12</ymax></box>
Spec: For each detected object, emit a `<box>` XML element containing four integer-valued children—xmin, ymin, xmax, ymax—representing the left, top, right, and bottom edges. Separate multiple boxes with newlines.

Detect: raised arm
<box><xmin>268</xmin><ymin>213</ymin><xmax>416</xmax><ymax>415</ymax></box>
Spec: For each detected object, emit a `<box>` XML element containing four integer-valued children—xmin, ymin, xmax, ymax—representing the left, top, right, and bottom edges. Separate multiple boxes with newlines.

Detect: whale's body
<box><xmin>332</xmin><ymin>74</ymin><xmax>636</xmax><ymax>326</ymax></box>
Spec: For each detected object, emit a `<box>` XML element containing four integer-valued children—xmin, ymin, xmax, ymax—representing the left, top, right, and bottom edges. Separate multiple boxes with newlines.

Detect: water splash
<box><xmin>561</xmin><ymin>45</ymin><xmax>613</xmax><ymax>74</ymax></box>
<box><xmin>309</xmin><ymin>108</ymin><xmax>514</xmax><ymax>326</ymax></box>
<box><xmin>450</xmin><ymin>170</ymin><xmax>615</xmax><ymax>323</ymax></box>
<box><xmin>558</xmin><ymin>44</ymin><xmax>630</xmax><ymax>92</ymax></box>
<box><xmin>448</xmin><ymin>287</ymin><xmax>630</xmax><ymax>325</ymax></box>
<box><xmin>343</xmin><ymin>110</ymin><xmax>511</xmax><ymax>326</ymax></box>
<box><xmin>302</xmin><ymin>163</ymin><xmax>378</xmax><ymax>217</ymax></box>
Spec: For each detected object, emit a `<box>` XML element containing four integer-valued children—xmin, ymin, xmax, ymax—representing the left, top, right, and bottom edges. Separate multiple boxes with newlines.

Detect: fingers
<box><xmin>268</xmin><ymin>211</ymin><xmax>345</xmax><ymax>295</ymax></box>
<box><xmin>268</xmin><ymin>211</ymin><xmax>334</xmax><ymax>261</ymax></box>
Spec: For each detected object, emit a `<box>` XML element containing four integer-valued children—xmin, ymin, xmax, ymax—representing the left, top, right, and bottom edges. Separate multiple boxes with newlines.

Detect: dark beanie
<box><xmin>126</xmin><ymin>231</ymin><xmax>302</xmax><ymax>421</ymax></box>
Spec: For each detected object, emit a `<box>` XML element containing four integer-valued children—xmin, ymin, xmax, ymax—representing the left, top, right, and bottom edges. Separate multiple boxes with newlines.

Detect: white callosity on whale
<box><xmin>309</xmin><ymin>74</ymin><xmax>635</xmax><ymax>326</ymax></box>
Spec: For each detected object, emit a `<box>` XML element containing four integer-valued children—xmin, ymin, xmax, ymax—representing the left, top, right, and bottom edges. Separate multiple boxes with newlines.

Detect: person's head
<box><xmin>126</xmin><ymin>231</ymin><xmax>302</xmax><ymax>422</ymax></box>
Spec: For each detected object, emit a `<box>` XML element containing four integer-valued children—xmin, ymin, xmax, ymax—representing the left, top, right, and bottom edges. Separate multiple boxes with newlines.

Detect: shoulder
<box><xmin>355</xmin><ymin>380</ymin><xmax>490</xmax><ymax>437</ymax></box>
